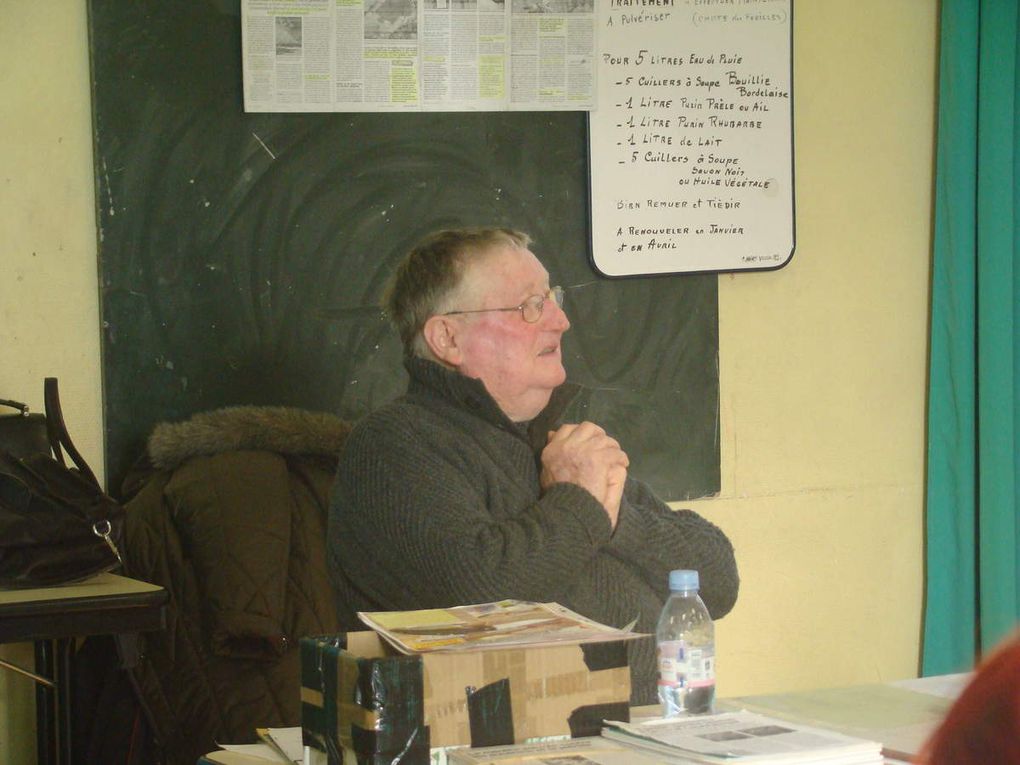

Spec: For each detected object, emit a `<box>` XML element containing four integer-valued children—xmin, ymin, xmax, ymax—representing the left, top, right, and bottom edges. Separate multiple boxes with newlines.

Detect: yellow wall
<box><xmin>705</xmin><ymin>3</ymin><xmax>936</xmax><ymax>695</ymax></box>
<box><xmin>0</xmin><ymin>0</ymin><xmax>936</xmax><ymax>757</ymax></box>
<box><xmin>2</xmin><ymin>1</ymin><xmax>103</xmax><ymax>762</ymax></box>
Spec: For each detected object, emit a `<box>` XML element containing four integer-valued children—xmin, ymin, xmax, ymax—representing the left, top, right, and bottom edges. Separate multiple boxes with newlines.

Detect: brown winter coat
<box><xmin>121</xmin><ymin>407</ymin><xmax>349</xmax><ymax>765</ymax></box>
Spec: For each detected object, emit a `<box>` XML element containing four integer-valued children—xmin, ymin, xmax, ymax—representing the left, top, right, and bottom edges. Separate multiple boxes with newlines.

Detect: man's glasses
<box><xmin>443</xmin><ymin>286</ymin><xmax>564</xmax><ymax>324</ymax></box>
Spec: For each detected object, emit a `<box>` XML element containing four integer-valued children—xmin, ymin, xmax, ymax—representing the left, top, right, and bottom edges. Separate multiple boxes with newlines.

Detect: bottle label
<box><xmin>657</xmin><ymin>640</ymin><xmax>715</xmax><ymax>689</ymax></box>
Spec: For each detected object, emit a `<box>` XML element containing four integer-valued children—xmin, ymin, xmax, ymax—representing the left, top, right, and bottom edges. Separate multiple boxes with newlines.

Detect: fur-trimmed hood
<box><xmin>147</xmin><ymin>406</ymin><xmax>352</xmax><ymax>471</ymax></box>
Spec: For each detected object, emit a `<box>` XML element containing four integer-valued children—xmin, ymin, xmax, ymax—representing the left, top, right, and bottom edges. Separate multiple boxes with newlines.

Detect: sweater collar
<box><xmin>403</xmin><ymin>355</ymin><xmax>579</xmax><ymax>450</ymax></box>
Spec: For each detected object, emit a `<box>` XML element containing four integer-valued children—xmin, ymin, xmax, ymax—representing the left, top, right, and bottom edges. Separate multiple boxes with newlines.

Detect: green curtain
<box><xmin>923</xmin><ymin>0</ymin><xmax>1019</xmax><ymax>675</ymax></box>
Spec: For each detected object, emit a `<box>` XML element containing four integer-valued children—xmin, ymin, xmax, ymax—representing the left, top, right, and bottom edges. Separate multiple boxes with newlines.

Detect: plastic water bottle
<box><xmin>656</xmin><ymin>569</ymin><xmax>716</xmax><ymax>717</ymax></box>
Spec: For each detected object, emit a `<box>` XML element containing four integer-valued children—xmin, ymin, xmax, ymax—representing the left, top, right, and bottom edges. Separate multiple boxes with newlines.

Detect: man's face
<box><xmin>449</xmin><ymin>245</ymin><xmax>570</xmax><ymax>421</ymax></box>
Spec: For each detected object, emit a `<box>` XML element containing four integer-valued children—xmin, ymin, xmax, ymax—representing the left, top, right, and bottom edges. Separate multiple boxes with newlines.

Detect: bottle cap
<box><xmin>668</xmin><ymin>569</ymin><xmax>699</xmax><ymax>592</ymax></box>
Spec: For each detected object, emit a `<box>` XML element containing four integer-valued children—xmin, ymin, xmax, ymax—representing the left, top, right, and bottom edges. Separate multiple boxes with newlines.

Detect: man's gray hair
<box><xmin>383</xmin><ymin>227</ymin><xmax>532</xmax><ymax>358</ymax></box>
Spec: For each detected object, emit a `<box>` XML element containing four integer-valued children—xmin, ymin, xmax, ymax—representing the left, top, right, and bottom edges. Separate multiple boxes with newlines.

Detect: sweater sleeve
<box><xmin>603</xmin><ymin>477</ymin><xmax>739</xmax><ymax>619</ymax></box>
<box><xmin>330</xmin><ymin>411</ymin><xmax>615</xmax><ymax>613</ymax></box>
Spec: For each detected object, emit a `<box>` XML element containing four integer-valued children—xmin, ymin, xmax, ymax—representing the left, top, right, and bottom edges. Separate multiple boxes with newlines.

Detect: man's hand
<box><xmin>540</xmin><ymin>422</ymin><xmax>629</xmax><ymax>527</ymax></box>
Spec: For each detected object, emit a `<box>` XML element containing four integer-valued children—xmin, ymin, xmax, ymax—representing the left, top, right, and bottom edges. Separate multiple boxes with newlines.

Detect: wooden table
<box><xmin>0</xmin><ymin>572</ymin><xmax>168</xmax><ymax>765</ymax></box>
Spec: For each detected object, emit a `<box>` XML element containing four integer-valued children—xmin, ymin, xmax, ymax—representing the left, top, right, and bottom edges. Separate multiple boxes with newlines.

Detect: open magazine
<box><xmin>358</xmin><ymin>600</ymin><xmax>646</xmax><ymax>654</ymax></box>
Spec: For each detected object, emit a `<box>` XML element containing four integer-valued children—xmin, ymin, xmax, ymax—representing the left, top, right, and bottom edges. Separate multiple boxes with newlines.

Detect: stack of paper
<box><xmin>205</xmin><ymin>727</ymin><xmax>303</xmax><ymax>765</ymax></box>
<box><xmin>447</xmin><ymin>736</ymin><xmax>697</xmax><ymax>764</ymax></box>
<box><xmin>255</xmin><ymin>728</ymin><xmax>303</xmax><ymax>764</ymax></box>
<box><xmin>602</xmin><ymin>711</ymin><xmax>884</xmax><ymax>764</ymax></box>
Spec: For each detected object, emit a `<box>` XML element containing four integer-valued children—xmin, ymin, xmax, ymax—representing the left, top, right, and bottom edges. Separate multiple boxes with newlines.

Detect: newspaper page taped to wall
<box><xmin>241</xmin><ymin>0</ymin><xmax>596</xmax><ymax>111</ymax></box>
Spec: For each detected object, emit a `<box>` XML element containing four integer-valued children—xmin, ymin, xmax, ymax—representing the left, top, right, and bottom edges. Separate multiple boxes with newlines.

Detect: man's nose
<box><xmin>545</xmin><ymin>298</ymin><xmax>570</xmax><ymax>332</ymax></box>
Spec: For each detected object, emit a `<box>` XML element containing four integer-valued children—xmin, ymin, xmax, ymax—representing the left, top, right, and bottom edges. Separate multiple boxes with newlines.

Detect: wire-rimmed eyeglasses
<box><xmin>443</xmin><ymin>286</ymin><xmax>564</xmax><ymax>324</ymax></box>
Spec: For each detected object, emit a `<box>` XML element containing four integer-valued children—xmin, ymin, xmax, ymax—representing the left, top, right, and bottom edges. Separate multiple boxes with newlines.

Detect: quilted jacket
<box><xmin>121</xmin><ymin>407</ymin><xmax>350</xmax><ymax>765</ymax></box>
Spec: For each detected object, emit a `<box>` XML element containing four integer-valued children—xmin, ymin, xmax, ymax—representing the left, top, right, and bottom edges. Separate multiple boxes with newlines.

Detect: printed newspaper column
<box><xmin>589</xmin><ymin>0</ymin><xmax>794</xmax><ymax>276</ymax></box>
<box><xmin>242</xmin><ymin>0</ymin><xmax>338</xmax><ymax>110</ymax></box>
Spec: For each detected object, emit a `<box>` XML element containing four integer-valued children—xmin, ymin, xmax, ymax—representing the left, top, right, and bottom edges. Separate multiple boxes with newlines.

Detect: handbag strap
<box><xmin>43</xmin><ymin>377</ymin><xmax>101</xmax><ymax>491</ymax></box>
<box><xmin>0</xmin><ymin>399</ymin><xmax>31</xmax><ymax>416</ymax></box>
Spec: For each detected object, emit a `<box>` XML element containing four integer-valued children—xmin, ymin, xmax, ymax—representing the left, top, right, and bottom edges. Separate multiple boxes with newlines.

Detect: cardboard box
<box><xmin>301</xmin><ymin>631</ymin><xmax>632</xmax><ymax>765</ymax></box>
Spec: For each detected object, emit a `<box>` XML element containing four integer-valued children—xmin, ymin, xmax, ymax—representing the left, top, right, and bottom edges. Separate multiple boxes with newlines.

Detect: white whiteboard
<box><xmin>589</xmin><ymin>0</ymin><xmax>794</xmax><ymax>276</ymax></box>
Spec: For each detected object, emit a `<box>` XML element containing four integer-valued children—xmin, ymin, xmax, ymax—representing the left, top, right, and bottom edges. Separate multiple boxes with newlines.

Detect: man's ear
<box><xmin>422</xmin><ymin>315</ymin><xmax>464</xmax><ymax>367</ymax></box>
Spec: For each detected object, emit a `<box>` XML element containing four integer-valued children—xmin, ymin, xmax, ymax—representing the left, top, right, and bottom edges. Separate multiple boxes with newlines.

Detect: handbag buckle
<box><xmin>92</xmin><ymin>520</ymin><xmax>123</xmax><ymax>564</ymax></box>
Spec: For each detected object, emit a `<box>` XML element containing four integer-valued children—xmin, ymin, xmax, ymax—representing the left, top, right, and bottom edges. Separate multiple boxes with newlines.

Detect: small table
<box><xmin>0</xmin><ymin>572</ymin><xmax>168</xmax><ymax>765</ymax></box>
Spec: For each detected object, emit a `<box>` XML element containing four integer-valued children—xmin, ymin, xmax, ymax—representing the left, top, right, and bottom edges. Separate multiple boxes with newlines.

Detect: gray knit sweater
<box><xmin>327</xmin><ymin>356</ymin><xmax>739</xmax><ymax>703</ymax></box>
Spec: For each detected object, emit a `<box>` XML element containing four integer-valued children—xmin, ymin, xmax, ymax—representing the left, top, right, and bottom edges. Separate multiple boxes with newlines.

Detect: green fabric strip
<box><xmin>924</xmin><ymin>0</ymin><xmax>980</xmax><ymax>676</ymax></box>
<box><xmin>975</xmin><ymin>0</ymin><xmax>1019</xmax><ymax>652</ymax></box>
<box><xmin>924</xmin><ymin>0</ymin><xmax>1020</xmax><ymax>674</ymax></box>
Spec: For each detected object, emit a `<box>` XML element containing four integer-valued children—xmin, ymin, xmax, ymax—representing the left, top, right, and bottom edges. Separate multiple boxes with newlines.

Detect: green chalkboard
<box><xmin>88</xmin><ymin>0</ymin><xmax>720</xmax><ymax>501</ymax></box>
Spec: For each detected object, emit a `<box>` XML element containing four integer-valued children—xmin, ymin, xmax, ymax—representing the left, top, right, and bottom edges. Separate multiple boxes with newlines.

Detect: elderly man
<box><xmin>327</xmin><ymin>227</ymin><xmax>738</xmax><ymax>703</ymax></box>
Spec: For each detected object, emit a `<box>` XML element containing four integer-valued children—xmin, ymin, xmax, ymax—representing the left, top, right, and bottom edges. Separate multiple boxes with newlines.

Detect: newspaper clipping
<box><xmin>241</xmin><ymin>0</ymin><xmax>596</xmax><ymax>111</ymax></box>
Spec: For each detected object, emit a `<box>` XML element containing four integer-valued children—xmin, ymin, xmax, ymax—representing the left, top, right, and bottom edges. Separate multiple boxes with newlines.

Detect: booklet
<box><xmin>602</xmin><ymin>711</ymin><xmax>884</xmax><ymax>765</ymax></box>
<box><xmin>358</xmin><ymin>600</ymin><xmax>646</xmax><ymax>654</ymax></box>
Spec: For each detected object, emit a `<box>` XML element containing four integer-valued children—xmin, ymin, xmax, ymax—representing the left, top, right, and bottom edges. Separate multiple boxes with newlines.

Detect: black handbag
<box><xmin>0</xmin><ymin>378</ymin><xmax>123</xmax><ymax>588</ymax></box>
<box><xmin>0</xmin><ymin>398</ymin><xmax>51</xmax><ymax>459</ymax></box>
